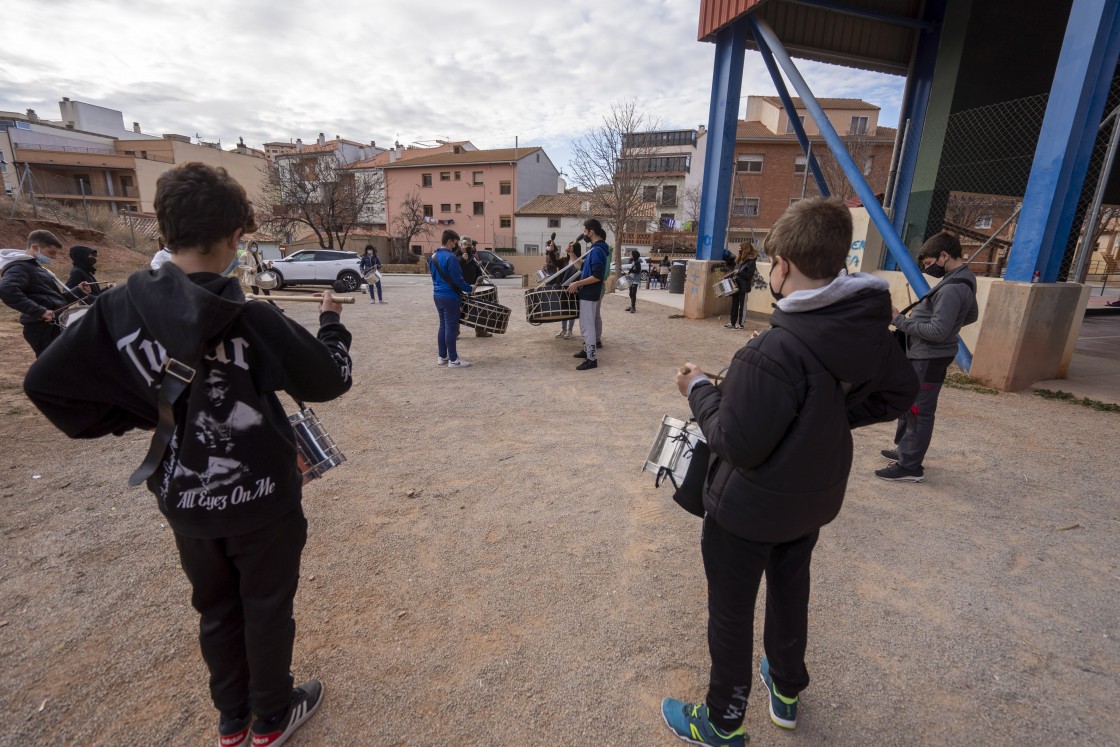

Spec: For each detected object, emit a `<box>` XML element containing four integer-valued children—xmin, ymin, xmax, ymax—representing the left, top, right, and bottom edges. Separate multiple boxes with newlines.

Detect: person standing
<box><xmin>0</xmin><ymin>230</ymin><xmax>90</xmax><ymax>357</ymax></box>
<box><xmin>662</xmin><ymin>198</ymin><xmax>917</xmax><ymax>746</ymax></box>
<box><xmin>151</xmin><ymin>245</ymin><xmax>173</xmax><ymax>270</ymax></box>
<box><xmin>360</xmin><ymin>245</ymin><xmax>384</xmax><ymax>304</ymax></box>
<box><xmin>543</xmin><ymin>241</ymin><xmax>560</xmax><ymax>276</ymax></box>
<box><xmin>565</xmin><ymin>219</ymin><xmax>609</xmax><ymax>370</ymax></box>
<box><xmin>459</xmin><ymin>244</ymin><xmax>492</xmax><ymax>338</ymax></box>
<box><xmin>553</xmin><ymin>242</ymin><xmax>580</xmax><ymax>340</ymax></box>
<box><xmin>431</xmin><ymin>229</ymin><xmax>474</xmax><ymax>367</ymax></box>
<box><xmin>660</xmin><ymin>255</ymin><xmax>671</xmax><ymax>290</ymax></box>
<box><xmin>876</xmin><ymin>231</ymin><xmax>978</xmax><ymax>483</ymax></box>
<box><xmin>24</xmin><ymin>163</ymin><xmax>353</xmax><ymax>747</ymax></box>
<box><xmin>725</xmin><ymin>242</ymin><xmax>758</xmax><ymax>330</ymax></box>
<box><xmin>66</xmin><ymin>245</ymin><xmax>110</xmax><ymax>299</ymax></box>
<box><xmin>626</xmin><ymin>249</ymin><xmax>642</xmax><ymax>313</ymax></box>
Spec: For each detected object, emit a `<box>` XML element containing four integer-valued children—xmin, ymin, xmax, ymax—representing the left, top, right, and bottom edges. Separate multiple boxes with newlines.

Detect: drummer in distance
<box><xmin>431</xmin><ymin>229</ymin><xmax>475</xmax><ymax>367</ymax></box>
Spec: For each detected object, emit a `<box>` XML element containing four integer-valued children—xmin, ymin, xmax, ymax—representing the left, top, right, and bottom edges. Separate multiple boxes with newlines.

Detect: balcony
<box><xmin>14</xmin><ymin>145</ymin><xmax>137</xmax><ymax>169</ymax></box>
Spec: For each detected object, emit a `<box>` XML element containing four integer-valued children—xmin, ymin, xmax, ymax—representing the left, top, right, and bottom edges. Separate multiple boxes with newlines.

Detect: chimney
<box><xmin>317</xmin><ymin>132</ymin><xmax>325</xmax><ymax>145</ymax></box>
<box><xmin>296</xmin><ymin>137</ymin><xmax>303</xmax><ymax>151</ymax></box>
<box><xmin>133</xmin><ymin>122</ymin><xmax>141</xmax><ymax>133</ymax></box>
<box><xmin>62</xmin><ymin>96</ymin><xmax>70</xmax><ymax>102</ymax></box>
<box><xmin>26</xmin><ymin>109</ymin><xmax>39</xmax><ymax>122</ymax></box>
<box><xmin>370</xmin><ymin>140</ymin><xmax>376</xmax><ymax>147</ymax></box>
<box><xmin>335</xmin><ymin>135</ymin><xmax>341</xmax><ymax>141</ymax></box>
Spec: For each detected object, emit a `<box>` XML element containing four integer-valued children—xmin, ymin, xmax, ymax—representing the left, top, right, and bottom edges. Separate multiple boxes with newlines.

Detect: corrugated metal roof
<box><xmin>698</xmin><ymin>0</ymin><xmax>921</xmax><ymax>76</ymax></box>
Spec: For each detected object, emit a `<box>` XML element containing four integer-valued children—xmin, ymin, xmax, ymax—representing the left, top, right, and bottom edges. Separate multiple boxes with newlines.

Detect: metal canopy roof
<box><xmin>698</xmin><ymin>0</ymin><xmax>924</xmax><ymax>76</ymax></box>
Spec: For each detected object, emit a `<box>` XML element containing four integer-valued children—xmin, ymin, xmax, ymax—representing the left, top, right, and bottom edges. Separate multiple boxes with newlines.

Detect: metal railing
<box><xmin>14</xmin><ymin>143</ymin><xmax>115</xmax><ymax>155</ymax></box>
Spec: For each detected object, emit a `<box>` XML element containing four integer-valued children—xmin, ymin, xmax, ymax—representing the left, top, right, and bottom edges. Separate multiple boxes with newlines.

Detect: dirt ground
<box><xmin>1</xmin><ymin>275</ymin><xmax>1118</xmax><ymax>746</ymax></box>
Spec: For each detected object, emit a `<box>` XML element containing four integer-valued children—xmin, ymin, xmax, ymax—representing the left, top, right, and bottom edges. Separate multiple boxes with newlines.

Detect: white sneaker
<box><xmin>437</xmin><ymin>356</ymin><xmax>448</xmax><ymax>365</ymax></box>
<box><xmin>448</xmin><ymin>358</ymin><xmax>471</xmax><ymax>368</ymax></box>
<box><xmin>555</xmin><ymin>330</ymin><xmax>565</xmax><ymax>338</ymax></box>
<box><xmin>564</xmin><ymin>331</ymin><xmax>573</xmax><ymax>339</ymax></box>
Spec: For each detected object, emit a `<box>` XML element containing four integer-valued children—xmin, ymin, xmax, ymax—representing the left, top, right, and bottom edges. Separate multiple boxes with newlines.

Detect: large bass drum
<box><xmin>461</xmin><ymin>297</ymin><xmax>510</xmax><ymax>334</ymax></box>
<box><xmin>470</xmin><ymin>283</ymin><xmax>498</xmax><ymax>305</ymax></box>
<box><xmin>524</xmin><ymin>287</ymin><xmax>579</xmax><ymax>325</ymax></box>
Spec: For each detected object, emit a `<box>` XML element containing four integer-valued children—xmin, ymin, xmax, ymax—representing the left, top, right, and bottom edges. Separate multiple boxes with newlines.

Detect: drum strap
<box><xmin>128</xmin><ymin>309</ymin><xmax>245</xmax><ymax>487</ymax></box>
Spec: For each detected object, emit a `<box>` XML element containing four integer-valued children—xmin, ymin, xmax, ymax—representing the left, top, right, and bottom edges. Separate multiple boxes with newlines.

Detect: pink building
<box><xmin>381</xmin><ymin>146</ymin><xmax>560</xmax><ymax>252</ymax></box>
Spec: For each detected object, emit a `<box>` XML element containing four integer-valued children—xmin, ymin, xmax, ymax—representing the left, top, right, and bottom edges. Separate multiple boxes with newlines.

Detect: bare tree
<box><xmin>391</xmin><ymin>190</ymin><xmax>434</xmax><ymax>263</ymax></box>
<box><xmin>944</xmin><ymin>192</ymin><xmax>1018</xmax><ymax>232</ymax></box>
<box><xmin>682</xmin><ymin>184</ymin><xmax>703</xmax><ymax>224</ymax></box>
<box><xmin>808</xmin><ymin>133</ymin><xmax>881</xmax><ymax>202</ymax></box>
<box><xmin>568</xmin><ymin>99</ymin><xmax>662</xmax><ymax>272</ymax></box>
<box><xmin>261</xmin><ymin>155</ymin><xmax>384</xmax><ymax>250</ymax></box>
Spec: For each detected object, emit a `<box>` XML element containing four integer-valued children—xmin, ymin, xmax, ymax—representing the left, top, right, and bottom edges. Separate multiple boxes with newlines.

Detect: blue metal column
<box><xmin>696</xmin><ymin>19</ymin><xmax>748</xmax><ymax>261</ymax></box>
<box><xmin>886</xmin><ymin>0</ymin><xmax>946</xmax><ymax>268</ymax></box>
<box><xmin>1004</xmin><ymin>0</ymin><xmax>1120</xmax><ymax>282</ymax></box>
<box><xmin>755</xmin><ymin>38</ymin><xmax>830</xmax><ymax>197</ymax></box>
<box><xmin>750</xmin><ymin>15</ymin><xmax>978</xmax><ymax>370</ymax></box>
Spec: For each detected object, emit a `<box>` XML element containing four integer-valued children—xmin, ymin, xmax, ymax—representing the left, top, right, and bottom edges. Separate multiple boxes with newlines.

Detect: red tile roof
<box><xmin>759</xmin><ymin>96</ymin><xmax>880</xmax><ymax>111</ymax></box>
<box><xmin>379</xmin><ymin>147</ymin><xmax>543</xmax><ymax>168</ymax></box>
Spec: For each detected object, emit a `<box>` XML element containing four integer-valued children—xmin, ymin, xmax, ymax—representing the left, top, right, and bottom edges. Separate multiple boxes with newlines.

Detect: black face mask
<box><xmin>923</xmin><ymin>263</ymin><xmax>946</xmax><ymax>278</ymax></box>
<box><xmin>769</xmin><ymin>261</ymin><xmax>786</xmax><ymax>302</ymax></box>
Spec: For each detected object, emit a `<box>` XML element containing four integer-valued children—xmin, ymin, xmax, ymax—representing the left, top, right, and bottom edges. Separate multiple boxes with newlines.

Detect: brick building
<box><xmin>728</xmin><ymin>96</ymin><xmax>896</xmax><ymax>247</ymax></box>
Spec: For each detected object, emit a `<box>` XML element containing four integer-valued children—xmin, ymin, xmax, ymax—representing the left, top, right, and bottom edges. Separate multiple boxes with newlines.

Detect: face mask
<box><xmin>37</xmin><ymin>253</ymin><xmax>54</xmax><ymax>265</ymax></box>
<box><xmin>769</xmin><ymin>260</ymin><xmax>786</xmax><ymax>302</ymax></box>
<box><xmin>923</xmin><ymin>262</ymin><xmax>946</xmax><ymax>278</ymax></box>
<box><xmin>221</xmin><ymin>256</ymin><xmax>241</xmax><ymax>277</ymax></box>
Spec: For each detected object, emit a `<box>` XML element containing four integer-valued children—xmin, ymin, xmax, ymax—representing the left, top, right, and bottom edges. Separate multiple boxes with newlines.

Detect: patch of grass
<box><xmin>944</xmin><ymin>372</ymin><xmax>1000</xmax><ymax>395</ymax></box>
<box><xmin>1033</xmin><ymin>388</ymin><xmax>1120</xmax><ymax>413</ymax></box>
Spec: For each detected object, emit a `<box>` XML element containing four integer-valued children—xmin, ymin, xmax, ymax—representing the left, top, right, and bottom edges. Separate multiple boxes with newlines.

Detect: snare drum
<box><xmin>616</xmin><ymin>275</ymin><xmax>633</xmax><ymax>291</ymax></box>
<box><xmin>57</xmin><ymin>305</ymin><xmax>90</xmax><ymax>331</ymax></box>
<box><xmin>524</xmin><ymin>287</ymin><xmax>579</xmax><ymax>324</ymax></box>
<box><xmin>643</xmin><ymin>415</ymin><xmax>707</xmax><ymax>488</ymax></box>
<box><xmin>289</xmin><ymin>406</ymin><xmax>346</xmax><ymax>480</ymax></box>
<box><xmin>469</xmin><ymin>283</ymin><xmax>498</xmax><ymax>305</ymax></box>
<box><xmin>713</xmin><ymin>277</ymin><xmax>739</xmax><ymax>297</ymax></box>
<box><xmin>534</xmin><ymin>268</ymin><xmax>550</xmax><ymax>282</ymax></box>
<box><xmin>461</xmin><ymin>296</ymin><xmax>511</xmax><ymax>334</ymax></box>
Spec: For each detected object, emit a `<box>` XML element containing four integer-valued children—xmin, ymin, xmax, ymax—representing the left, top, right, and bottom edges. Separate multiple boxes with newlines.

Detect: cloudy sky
<box><xmin>3</xmin><ymin>0</ymin><xmax>905</xmax><ymax>171</ymax></box>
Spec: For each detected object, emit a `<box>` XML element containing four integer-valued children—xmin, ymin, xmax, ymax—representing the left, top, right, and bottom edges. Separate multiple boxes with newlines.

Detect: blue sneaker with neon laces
<box><xmin>660</xmin><ymin>698</ymin><xmax>747</xmax><ymax>746</ymax></box>
<box><xmin>759</xmin><ymin>658</ymin><xmax>798</xmax><ymax>729</ymax></box>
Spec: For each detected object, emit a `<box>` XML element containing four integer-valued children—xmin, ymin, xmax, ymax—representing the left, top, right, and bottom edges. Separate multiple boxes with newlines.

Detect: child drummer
<box><xmin>24</xmin><ymin>162</ymin><xmax>353</xmax><ymax>747</ymax></box>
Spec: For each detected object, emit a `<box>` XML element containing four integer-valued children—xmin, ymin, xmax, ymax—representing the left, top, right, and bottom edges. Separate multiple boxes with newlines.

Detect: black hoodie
<box><xmin>24</xmin><ymin>263</ymin><xmax>353</xmax><ymax>538</ymax></box>
<box><xmin>688</xmin><ymin>274</ymin><xmax>918</xmax><ymax>543</ymax></box>
<box><xmin>66</xmin><ymin>245</ymin><xmax>101</xmax><ymax>297</ymax></box>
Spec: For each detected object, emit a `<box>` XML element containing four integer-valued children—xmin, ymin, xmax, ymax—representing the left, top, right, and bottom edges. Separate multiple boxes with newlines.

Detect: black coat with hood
<box><xmin>688</xmin><ymin>273</ymin><xmax>918</xmax><ymax>544</ymax></box>
<box><xmin>0</xmin><ymin>251</ymin><xmax>83</xmax><ymax>324</ymax></box>
<box><xmin>66</xmin><ymin>245</ymin><xmax>102</xmax><ymax>297</ymax></box>
<box><xmin>24</xmin><ymin>263</ymin><xmax>353</xmax><ymax>538</ymax></box>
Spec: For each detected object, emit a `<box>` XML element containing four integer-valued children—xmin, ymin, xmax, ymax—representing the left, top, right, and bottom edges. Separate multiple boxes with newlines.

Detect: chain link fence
<box><xmin>927</xmin><ymin>78</ymin><xmax>1120</xmax><ymax>285</ymax></box>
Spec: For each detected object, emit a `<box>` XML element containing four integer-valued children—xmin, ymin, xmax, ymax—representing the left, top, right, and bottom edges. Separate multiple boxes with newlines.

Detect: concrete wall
<box><xmin>515</xmin><ymin>151</ymin><xmax>560</xmax><ymax>209</ymax></box>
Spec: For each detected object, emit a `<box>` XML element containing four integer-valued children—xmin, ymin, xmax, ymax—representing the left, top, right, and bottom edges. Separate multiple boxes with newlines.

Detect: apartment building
<box><xmin>729</xmin><ymin>96</ymin><xmax>896</xmax><ymax>245</ymax></box>
<box><xmin>381</xmin><ymin>146</ymin><xmax>560</xmax><ymax>252</ymax></box>
<box><xmin>621</xmin><ymin>126</ymin><xmax>707</xmax><ymax>228</ymax></box>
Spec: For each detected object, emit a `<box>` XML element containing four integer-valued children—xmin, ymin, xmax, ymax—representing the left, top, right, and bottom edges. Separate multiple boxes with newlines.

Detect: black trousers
<box><xmin>702</xmin><ymin>515</ymin><xmax>818</xmax><ymax>731</ymax></box>
<box><xmin>894</xmin><ymin>356</ymin><xmax>953</xmax><ymax>469</ymax></box>
<box><xmin>174</xmin><ymin>507</ymin><xmax>308</xmax><ymax>720</ymax></box>
<box><xmin>728</xmin><ymin>292</ymin><xmax>746</xmax><ymax>326</ymax></box>
<box><xmin>23</xmin><ymin>321</ymin><xmax>61</xmax><ymax>357</ymax></box>
<box><xmin>628</xmin><ymin>281</ymin><xmax>638</xmax><ymax>308</ymax></box>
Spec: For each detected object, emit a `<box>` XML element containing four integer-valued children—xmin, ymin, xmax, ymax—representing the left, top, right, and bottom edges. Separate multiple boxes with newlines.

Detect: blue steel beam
<box><xmin>1004</xmin><ymin>0</ymin><xmax>1120</xmax><ymax>282</ymax></box>
<box><xmin>750</xmin><ymin>15</ymin><xmax>975</xmax><ymax>371</ymax></box>
<box><xmin>696</xmin><ymin>20</ymin><xmax>748</xmax><ymax>261</ymax></box>
<box><xmin>755</xmin><ymin>36</ymin><xmax>831</xmax><ymax>197</ymax></box>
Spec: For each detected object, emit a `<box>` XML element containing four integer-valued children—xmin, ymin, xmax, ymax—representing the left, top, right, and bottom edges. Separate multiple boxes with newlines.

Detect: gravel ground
<box><xmin>1</xmin><ymin>277</ymin><xmax>1118</xmax><ymax>746</ymax></box>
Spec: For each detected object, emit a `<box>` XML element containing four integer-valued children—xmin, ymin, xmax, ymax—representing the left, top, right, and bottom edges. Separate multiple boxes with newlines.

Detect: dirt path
<box><xmin>1</xmin><ymin>281</ymin><xmax>1118</xmax><ymax>746</ymax></box>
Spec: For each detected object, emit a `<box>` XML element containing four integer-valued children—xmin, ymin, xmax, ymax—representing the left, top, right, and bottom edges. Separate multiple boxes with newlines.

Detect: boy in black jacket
<box><xmin>0</xmin><ymin>230</ymin><xmax>90</xmax><ymax>356</ymax></box>
<box><xmin>24</xmin><ymin>163</ymin><xmax>353</xmax><ymax>747</ymax></box>
<box><xmin>661</xmin><ymin>198</ymin><xmax>917</xmax><ymax>746</ymax></box>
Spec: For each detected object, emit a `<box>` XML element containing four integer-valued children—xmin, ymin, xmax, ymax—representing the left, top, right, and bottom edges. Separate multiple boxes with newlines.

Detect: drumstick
<box><xmin>248</xmin><ymin>294</ymin><xmax>356</xmax><ymax>304</ymax></box>
<box><xmin>680</xmin><ymin>365</ymin><xmax>719</xmax><ymax>378</ymax></box>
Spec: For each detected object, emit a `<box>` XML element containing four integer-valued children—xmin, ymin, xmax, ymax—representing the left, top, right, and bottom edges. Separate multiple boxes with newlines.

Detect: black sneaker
<box><xmin>576</xmin><ymin>359</ymin><xmax>598</xmax><ymax>370</ymax></box>
<box><xmin>880</xmin><ymin>449</ymin><xmax>899</xmax><ymax>461</ymax></box>
<box><xmin>250</xmin><ymin>680</ymin><xmax>324</xmax><ymax>747</ymax></box>
<box><xmin>875</xmin><ymin>462</ymin><xmax>924</xmax><ymax>483</ymax></box>
<box><xmin>218</xmin><ymin>711</ymin><xmax>252</xmax><ymax>747</ymax></box>
<box><xmin>574</xmin><ymin>350</ymin><xmax>587</xmax><ymax>359</ymax></box>
<box><xmin>597</xmin><ymin>339</ymin><xmax>603</xmax><ymax>347</ymax></box>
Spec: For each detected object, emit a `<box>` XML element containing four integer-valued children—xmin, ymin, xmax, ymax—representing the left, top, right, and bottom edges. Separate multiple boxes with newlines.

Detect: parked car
<box><xmin>609</xmin><ymin>257</ymin><xmax>651</xmax><ymax>281</ymax></box>
<box><xmin>266</xmin><ymin>249</ymin><xmax>363</xmax><ymax>291</ymax></box>
<box><xmin>475</xmin><ymin>249</ymin><xmax>515</xmax><ymax>279</ymax></box>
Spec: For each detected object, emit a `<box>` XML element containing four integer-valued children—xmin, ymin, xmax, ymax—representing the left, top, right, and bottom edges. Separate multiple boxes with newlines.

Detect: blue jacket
<box><xmin>578</xmin><ymin>241</ymin><xmax>610</xmax><ymax>302</ymax></box>
<box><xmin>430</xmin><ymin>248</ymin><xmax>471</xmax><ymax>299</ymax></box>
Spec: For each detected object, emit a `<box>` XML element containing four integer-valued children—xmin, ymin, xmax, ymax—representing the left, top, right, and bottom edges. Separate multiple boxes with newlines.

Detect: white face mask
<box><xmin>37</xmin><ymin>253</ymin><xmax>54</xmax><ymax>265</ymax></box>
<box><xmin>221</xmin><ymin>256</ymin><xmax>241</xmax><ymax>276</ymax></box>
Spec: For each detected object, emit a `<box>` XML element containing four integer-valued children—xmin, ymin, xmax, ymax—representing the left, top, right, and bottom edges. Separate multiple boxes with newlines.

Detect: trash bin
<box><xmin>669</xmin><ymin>262</ymin><xmax>686</xmax><ymax>294</ymax></box>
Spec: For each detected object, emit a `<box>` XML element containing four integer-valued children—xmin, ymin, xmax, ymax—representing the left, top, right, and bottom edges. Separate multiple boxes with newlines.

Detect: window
<box><xmin>440</xmin><ymin>172</ymin><xmax>451</xmax><ymax>181</ymax></box>
<box><xmin>732</xmin><ymin>197</ymin><xmax>760</xmax><ymax>217</ymax></box>
<box><xmin>473</xmin><ymin>201</ymin><xmax>484</xmax><ymax>215</ymax></box>
<box><xmin>423</xmin><ymin>204</ymin><xmax>433</xmax><ymax>218</ymax></box>
<box><xmin>500</xmin><ymin>215</ymin><xmax>512</xmax><ymax>228</ymax></box>
<box><xmin>862</xmin><ymin>157</ymin><xmax>874</xmax><ymax>176</ymax></box>
<box><xmin>524</xmin><ymin>244</ymin><xmax>540</xmax><ymax>254</ymax></box>
<box><xmin>736</xmin><ymin>154</ymin><xmax>763</xmax><ymax>173</ymax></box>
<box><xmin>421</xmin><ymin>173</ymin><xmax>432</xmax><ymax>187</ymax></box>
<box><xmin>794</xmin><ymin>155</ymin><xmax>807</xmax><ymax>174</ymax></box>
<box><xmin>623</xmin><ymin>130</ymin><xmax>697</xmax><ymax>148</ymax></box>
<box><xmin>580</xmin><ymin>200</ymin><xmax>591</xmax><ymax>212</ymax></box>
<box><xmin>785</xmin><ymin>115</ymin><xmax>806</xmax><ymax>134</ymax></box>
<box><xmin>642</xmin><ymin>186</ymin><xmax>658</xmax><ymax>202</ymax></box>
<box><xmin>455</xmin><ymin>203</ymin><xmax>462</xmax><ymax>213</ymax></box>
<box><xmin>454</xmin><ymin>171</ymin><xmax>461</xmax><ymax>181</ymax></box>
<box><xmin>849</xmin><ymin>116</ymin><xmax>868</xmax><ymax>135</ymax></box>
<box><xmin>548</xmin><ymin>217</ymin><xmax>561</xmax><ymax>228</ymax></box>
<box><xmin>440</xmin><ymin>203</ymin><xmax>451</xmax><ymax>212</ymax></box>
<box><xmin>499</xmin><ymin>181</ymin><xmax>511</xmax><ymax>195</ymax></box>
<box><xmin>660</xmin><ymin>185</ymin><xmax>677</xmax><ymax>207</ymax></box>
<box><xmin>472</xmin><ymin>171</ymin><xmax>483</xmax><ymax>185</ymax></box>
<box><xmin>975</xmin><ymin>215</ymin><xmax>993</xmax><ymax>229</ymax></box>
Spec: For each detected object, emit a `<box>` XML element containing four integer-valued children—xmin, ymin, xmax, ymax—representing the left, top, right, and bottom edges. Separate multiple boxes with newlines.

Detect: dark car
<box><xmin>475</xmin><ymin>249</ymin><xmax>516</xmax><ymax>279</ymax></box>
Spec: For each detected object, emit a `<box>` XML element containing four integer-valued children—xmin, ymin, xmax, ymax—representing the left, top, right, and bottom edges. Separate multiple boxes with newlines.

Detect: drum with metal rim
<box><xmin>461</xmin><ymin>296</ymin><xmax>511</xmax><ymax>334</ymax></box>
<box><xmin>524</xmin><ymin>287</ymin><xmax>579</xmax><ymax>325</ymax></box>
<box><xmin>713</xmin><ymin>277</ymin><xmax>739</xmax><ymax>297</ymax></box>
<box><xmin>289</xmin><ymin>406</ymin><xmax>346</xmax><ymax>480</ymax></box>
<box><xmin>643</xmin><ymin>415</ymin><xmax>707</xmax><ymax>488</ymax></box>
<box><xmin>469</xmin><ymin>283</ymin><xmax>498</xmax><ymax>305</ymax></box>
<box><xmin>57</xmin><ymin>305</ymin><xmax>90</xmax><ymax>331</ymax></box>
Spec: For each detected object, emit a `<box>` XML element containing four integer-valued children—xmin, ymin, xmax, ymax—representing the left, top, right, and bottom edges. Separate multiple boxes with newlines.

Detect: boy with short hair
<box><xmin>0</xmin><ymin>229</ymin><xmax>90</xmax><ymax>356</ymax></box>
<box><xmin>662</xmin><ymin>197</ymin><xmax>917</xmax><ymax>746</ymax></box>
<box><xmin>24</xmin><ymin>162</ymin><xmax>353</xmax><ymax>747</ymax></box>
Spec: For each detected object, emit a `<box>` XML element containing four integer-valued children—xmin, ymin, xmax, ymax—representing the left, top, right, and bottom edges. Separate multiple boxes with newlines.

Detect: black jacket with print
<box><xmin>24</xmin><ymin>263</ymin><xmax>352</xmax><ymax>538</ymax></box>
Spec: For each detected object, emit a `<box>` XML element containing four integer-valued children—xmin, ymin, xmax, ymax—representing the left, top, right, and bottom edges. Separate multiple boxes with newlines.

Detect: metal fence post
<box><xmin>80</xmin><ymin>179</ymin><xmax>90</xmax><ymax>228</ymax></box>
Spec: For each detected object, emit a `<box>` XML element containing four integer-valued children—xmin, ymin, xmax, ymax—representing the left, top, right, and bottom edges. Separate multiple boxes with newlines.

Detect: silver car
<box><xmin>267</xmin><ymin>249</ymin><xmax>363</xmax><ymax>291</ymax></box>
